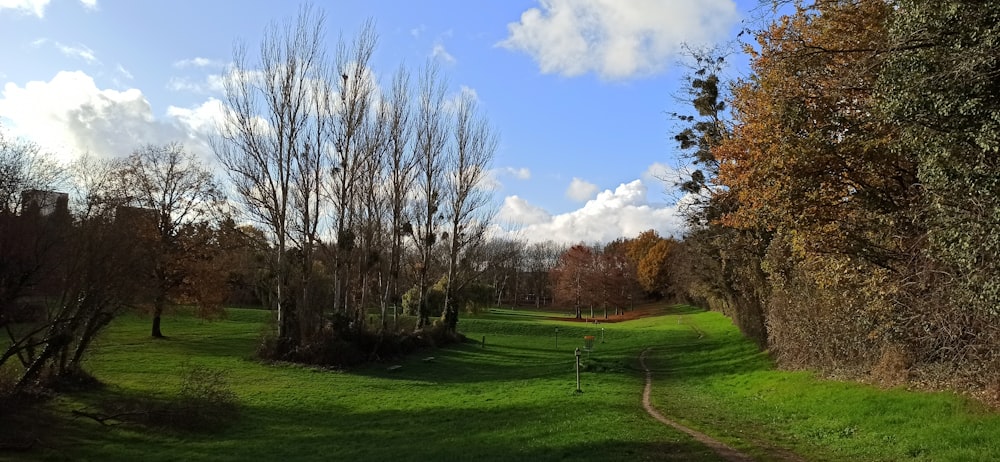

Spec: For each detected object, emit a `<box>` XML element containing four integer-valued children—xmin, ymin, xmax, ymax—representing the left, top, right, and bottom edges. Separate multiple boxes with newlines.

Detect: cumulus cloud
<box><xmin>0</xmin><ymin>71</ymin><xmax>220</xmax><ymax>165</ymax></box>
<box><xmin>79</xmin><ymin>0</ymin><xmax>96</xmax><ymax>10</ymax></box>
<box><xmin>643</xmin><ymin>161</ymin><xmax>689</xmax><ymax>189</ymax></box>
<box><xmin>499</xmin><ymin>195</ymin><xmax>551</xmax><ymax>226</ymax></box>
<box><xmin>165</xmin><ymin>99</ymin><xmax>225</xmax><ymax>138</ymax></box>
<box><xmin>504</xmin><ymin>179</ymin><xmax>688</xmax><ymax>244</ymax></box>
<box><xmin>499</xmin><ymin>0</ymin><xmax>738</xmax><ymax>79</ymax></box>
<box><xmin>566</xmin><ymin>177</ymin><xmax>597</xmax><ymax>201</ymax></box>
<box><xmin>0</xmin><ymin>0</ymin><xmax>51</xmax><ymax>17</ymax></box>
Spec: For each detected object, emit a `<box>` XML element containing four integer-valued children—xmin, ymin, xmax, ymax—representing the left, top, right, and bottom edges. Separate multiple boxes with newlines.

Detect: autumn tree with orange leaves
<box><xmin>712</xmin><ymin>0</ymin><xmax>923</xmax><ymax>368</ymax></box>
<box><xmin>549</xmin><ymin>244</ymin><xmax>594</xmax><ymax>320</ymax></box>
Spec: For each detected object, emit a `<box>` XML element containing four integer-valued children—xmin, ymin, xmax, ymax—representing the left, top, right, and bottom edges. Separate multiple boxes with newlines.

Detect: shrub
<box><xmin>154</xmin><ymin>364</ymin><xmax>239</xmax><ymax>432</ymax></box>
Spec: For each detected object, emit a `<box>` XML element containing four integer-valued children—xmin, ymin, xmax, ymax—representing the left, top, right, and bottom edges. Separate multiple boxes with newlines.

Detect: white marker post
<box><xmin>575</xmin><ymin>347</ymin><xmax>582</xmax><ymax>393</ymax></box>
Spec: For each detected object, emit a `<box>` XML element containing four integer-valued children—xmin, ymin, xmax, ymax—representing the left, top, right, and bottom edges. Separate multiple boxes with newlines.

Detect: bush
<box><xmin>147</xmin><ymin>365</ymin><xmax>239</xmax><ymax>432</ymax></box>
<box><xmin>256</xmin><ymin>316</ymin><xmax>466</xmax><ymax>368</ymax></box>
<box><xmin>401</xmin><ymin>284</ymin><xmax>444</xmax><ymax>316</ymax></box>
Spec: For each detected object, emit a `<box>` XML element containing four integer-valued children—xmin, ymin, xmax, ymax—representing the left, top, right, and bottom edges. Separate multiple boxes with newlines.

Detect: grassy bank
<box><xmin>642</xmin><ymin>310</ymin><xmax>1000</xmax><ymax>461</ymax></box>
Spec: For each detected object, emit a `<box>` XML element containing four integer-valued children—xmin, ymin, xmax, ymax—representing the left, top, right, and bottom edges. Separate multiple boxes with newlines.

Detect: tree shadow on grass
<box><xmin>20</xmin><ymin>398</ymin><xmax>728</xmax><ymax>462</ymax></box>
<box><xmin>2</xmin><ymin>380</ymin><xmax>245</xmax><ymax>461</ymax></box>
<box><xmin>347</xmin><ymin>340</ymin><xmax>637</xmax><ymax>386</ymax></box>
<box><xmin>646</xmin><ymin>329</ymin><xmax>773</xmax><ymax>380</ymax></box>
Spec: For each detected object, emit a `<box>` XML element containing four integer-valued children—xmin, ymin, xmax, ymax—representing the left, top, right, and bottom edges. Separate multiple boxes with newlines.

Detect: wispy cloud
<box><xmin>32</xmin><ymin>38</ymin><xmax>99</xmax><ymax>64</ymax></box>
<box><xmin>173</xmin><ymin>57</ymin><xmax>224</xmax><ymax>69</ymax></box>
<box><xmin>116</xmin><ymin>64</ymin><xmax>133</xmax><ymax>80</ymax></box>
<box><xmin>501</xmin><ymin>167</ymin><xmax>531</xmax><ymax>180</ymax></box>
<box><xmin>0</xmin><ymin>0</ymin><xmax>51</xmax><ymax>18</ymax></box>
<box><xmin>0</xmin><ymin>0</ymin><xmax>94</xmax><ymax>18</ymax></box>
<box><xmin>166</xmin><ymin>75</ymin><xmax>225</xmax><ymax>94</ymax></box>
<box><xmin>431</xmin><ymin>43</ymin><xmax>455</xmax><ymax>65</ymax></box>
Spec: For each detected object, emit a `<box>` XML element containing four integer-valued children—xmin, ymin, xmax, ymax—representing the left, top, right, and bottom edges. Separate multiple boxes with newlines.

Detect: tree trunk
<box><xmin>151</xmin><ymin>309</ymin><xmax>163</xmax><ymax>338</ymax></box>
<box><xmin>70</xmin><ymin>312</ymin><xmax>112</xmax><ymax>371</ymax></box>
<box><xmin>16</xmin><ymin>331</ymin><xmax>69</xmax><ymax>391</ymax></box>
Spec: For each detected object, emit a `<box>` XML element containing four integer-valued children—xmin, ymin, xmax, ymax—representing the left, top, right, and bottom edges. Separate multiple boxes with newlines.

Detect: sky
<box><xmin>0</xmin><ymin>0</ymin><xmax>758</xmax><ymax>245</ymax></box>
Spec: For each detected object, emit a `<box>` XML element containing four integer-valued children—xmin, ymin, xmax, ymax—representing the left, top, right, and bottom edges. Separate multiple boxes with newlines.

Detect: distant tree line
<box><xmin>662</xmin><ymin>0</ymin><xmax>1000</xmax><ymax>392</ymax></box>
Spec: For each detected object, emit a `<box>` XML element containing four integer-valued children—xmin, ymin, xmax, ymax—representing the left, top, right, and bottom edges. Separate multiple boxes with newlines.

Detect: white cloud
<box><xmin>485</xmin><ymin>167</ymin><xmax>529</xmax><ymax>193</ymax></box>
<box><xmin>443</xmin><ymin>85</ymin><xmax>479</xmax><ymax>115</ymax></box>
<box><xmin>33</xmin><ymin>39</ymin><xmax>99</xmax><ymax>64</ymax></box>
<box><xmin>506</xmin><ymin>179</ymin><xmax>688</xmax><ymax>244</ymax></box>
<box><xmin>499</xmin><ymin>0</ymin><xmax>738</xmax><ymax>80</ymax></box>
<box><xmin>643</xmin><ymin>161</ymin><xmax>690</xmax><ymax>190</ymax></box>
<box><xmin>500</xmin><ymin>167</ymin><xmax>531</xmax><ymax>180</ymax></box>
<box><xmin>0</xmin><ymin>0</ymin><xmax>50</xmax><ymax>17</ymax></box>
<box><xmin>79</xmin><ymin>0</ymin><xmax>96</xmax><ymax>10</ymax></box>
<box><xmin>0</xmin><ymin>71</ymin><xmax>220</xmax><ymax>165</ymax></box>
<box><xmin>431</xmin><ymin>43</ymin><xmax>456</xmax><ymax>65</ymax></box>
<box><xmin>165</xmin><ymin>98</ymin><xmax>225</xmax><ymax>138</ymax></box>
<box><xmin>167</xmin><ymin>74</ymin><xmax>225</xmax><ymax>94</ymax></box>
<box><xmin>457</xmin><ymin>85</ymin><xmax>477</xmax><ymax>101</ymax></box>
<box><xmin>116</xmin><ymin>64</ymin><xmax>133</xmax><ymax>80</ymax></box>
<box><xmin>566</xmin><ymin>177</ymin><xmax>597</xmax><ymax>201</ymax></box>
<box><xmin>173</xmin><ymin>57</ymin><xmax>224</xmax><ymax>69</ymax></box>
<box><xmin>59</xmin><ymin>42</ymin><xmax>97</xmax><ymax>64</ymax></box>
<box><xmin>499</xmin><ymin>195</ymin><xmax>551</xmax><ymax>226</ymax></box>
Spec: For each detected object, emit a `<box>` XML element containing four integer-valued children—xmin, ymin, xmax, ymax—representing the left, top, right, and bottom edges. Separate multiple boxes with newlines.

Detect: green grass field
<box><xmin>4</xmin><ymin>305</ymin><xmax>1000</xmax><ymax>461</ymax></box>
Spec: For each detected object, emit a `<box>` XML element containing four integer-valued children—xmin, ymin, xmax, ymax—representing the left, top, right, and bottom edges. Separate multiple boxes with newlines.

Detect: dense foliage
<box><xmin>667</xmin><ymin>0</ymin><xmax>1000</xmax><ymax>393</ymax></box>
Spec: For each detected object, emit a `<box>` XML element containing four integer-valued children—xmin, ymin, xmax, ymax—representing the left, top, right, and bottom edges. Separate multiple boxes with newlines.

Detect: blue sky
<box><xmin>0</xmin><ymin>0</ymin><xmax>756</xmax><ymax>244</ymax></box>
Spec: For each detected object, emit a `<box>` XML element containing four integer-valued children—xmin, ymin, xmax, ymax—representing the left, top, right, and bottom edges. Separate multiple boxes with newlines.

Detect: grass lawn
<box><xmin>3</xmin><ymin>306</ymin><xmax>721</xmax><ymax>462</ymax></box>
<box><xmin>643</xmin><ymin>310</ymin><xmax>1000</xmax><ymax>461</ymax></box>
<box><xmin>4</xmin><ymin>305</ymin><xmax>1000</xmax><ymax>461</ymax></box>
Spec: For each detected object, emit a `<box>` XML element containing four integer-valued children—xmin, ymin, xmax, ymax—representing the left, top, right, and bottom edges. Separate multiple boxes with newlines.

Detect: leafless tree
<box><xmin>410</xmin><ymin>62</ymin><xmax>448</xmax><ymax>329</ymax></box>
<box><xmin>480</xmin><ymin>238</ymin><xmax>524</xmax><ymax>307</ymax></box>
<box><xmin>328</xmin><ymin>20</ymin><xmax>379</xmax><ymax>320</ymax></box>
<box><xmin>214</xmin><ymin>5</ymin><xmax>329</xmax><ymax>351</ymax></box>
<box><xmin>440</xmin><ymin>92</ymin><xmax>497</xmax><ymax>331</ymax></box>
<box><xmin>524</xmin><ymin>241</ymin><xmax>563</xmax><ymax>308</ymax></box>
<box><xmin>0</xmin><ymin>134</ymin><xmax>68</xmax><ymax>335</ymax></box>
<box><xmin>380</xmin><ymin>65</ymin><xmax>415</xmax><ymax>328</ymax></box>
<box><xmin>0</xmin><ymin>132</ymin><xmax>66</xmax><ymax>216</ymax></box>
